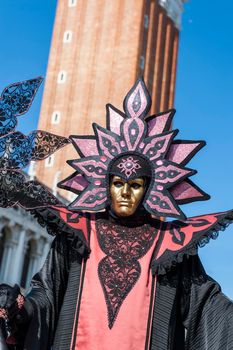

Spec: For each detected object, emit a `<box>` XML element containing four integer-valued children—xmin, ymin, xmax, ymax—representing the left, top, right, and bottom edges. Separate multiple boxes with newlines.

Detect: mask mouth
<box><xmin>107</xmin><ymin>200</ymin><xmax>151</xmax><ymax>224</ymax></box>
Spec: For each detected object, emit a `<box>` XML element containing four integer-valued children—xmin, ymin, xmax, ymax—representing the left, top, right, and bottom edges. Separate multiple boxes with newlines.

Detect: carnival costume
<box><xmin>0</xmin><ymin>77</ymin><xmax>233</xmax><ymax>349</ymax></box>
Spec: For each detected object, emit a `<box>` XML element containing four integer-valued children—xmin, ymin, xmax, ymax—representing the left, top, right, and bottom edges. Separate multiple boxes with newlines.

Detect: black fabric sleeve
<box><xmin>16</xmin><ymin>233</ymin><xmax>70</xmax><ymax>350</ymax></box>
<box><xmin>181</xmin><ymin>255</ymin><xmax>233</xmax><ymax>350</ymax></box>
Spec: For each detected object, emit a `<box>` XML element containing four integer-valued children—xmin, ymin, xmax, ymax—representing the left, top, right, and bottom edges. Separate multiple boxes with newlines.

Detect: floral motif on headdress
<box><xmin>116</xmin><ymin>156</ymin><xmax>141</xmax><ymax>178</ymax></box>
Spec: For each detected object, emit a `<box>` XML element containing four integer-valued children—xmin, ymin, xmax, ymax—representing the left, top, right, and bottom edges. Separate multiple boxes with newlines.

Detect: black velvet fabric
<box><xmin>150</xmin><ymin>255</ymin><xmax>233</xmax><ymax>349</ymax></box>
<box><xmin>17</xmin><ymin>233</ymin><xmax>71</xmax><ymax>350</ymax></box>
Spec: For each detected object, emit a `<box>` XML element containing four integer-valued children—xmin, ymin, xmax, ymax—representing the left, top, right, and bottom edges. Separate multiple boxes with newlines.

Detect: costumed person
<box><xmin>0</xmin><ymin>77</ymin><xmax>233</xmax><ymax>350</ymax></box>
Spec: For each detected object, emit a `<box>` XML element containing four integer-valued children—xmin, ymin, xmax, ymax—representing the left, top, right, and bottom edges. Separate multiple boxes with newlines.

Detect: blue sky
<box><xmin>0</xmin><ymin>0</ymin><xmax>233</xmax><ymax>297</ymax></box>
<box><xmin>175</xmin><ymin>0</ymin><xmax>233</xmax><ymax>298</ymax></box>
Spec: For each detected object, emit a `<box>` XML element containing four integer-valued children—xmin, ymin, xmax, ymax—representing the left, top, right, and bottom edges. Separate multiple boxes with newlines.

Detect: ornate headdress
<box><xmin>58</xmin><ymin>77</ymin><xmax>209</xmax><ymax>220</ymax></box>
<box><xmin>0</xmin><ymin>77</ymin><xmax>210</xmax><ymax>220</ymax></box>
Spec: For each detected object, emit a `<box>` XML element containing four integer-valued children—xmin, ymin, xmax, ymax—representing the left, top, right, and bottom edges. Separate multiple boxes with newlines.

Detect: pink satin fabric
<box><xmin>74</xmin><ymin>218</ymin><xmax>159</xmax><ymax>350</ymax></box>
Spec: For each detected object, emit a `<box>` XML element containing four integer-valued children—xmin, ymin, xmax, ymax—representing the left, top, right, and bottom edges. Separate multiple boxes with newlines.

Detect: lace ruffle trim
<box><xmin>30</xmin><ymin>208</ymin><xmax>89</xmax><ymax>257</ymax></box>
<box><xmin>152</xmin><ymin>211</ymin><xmax>233</xmax><ymax>276</ymax></box>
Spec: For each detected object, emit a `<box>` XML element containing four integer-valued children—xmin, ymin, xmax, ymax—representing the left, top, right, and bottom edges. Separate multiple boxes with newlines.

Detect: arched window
<box><xmin>140</xmin><ymin>56</ymin><xmax>145</xmax><ymax>70</ymax></box>
<box><xmin>144</xmin><ymin>14</ymin><xmax>149</xmax><ymax>29</ymax></box>
<box><xmin>68</xmin><ymin>0</ymin><xmax>77</xmax><ymax>7</ymax></box>
<box><xmin>57</xmin><ymin>70</ymin><xmax>67</xmax><ymax>84</ymax></box>
<box><xmin>63</xmin><ymin>30</ymin><xmax>73</xmax><ymax>43</ymax></box>
<box><xmin>45</xmin><ymin>154</ymin><xmax>55</xmax><ymax>168</ymax></box>
<box><xmin>51</xmin><ymin>111</ymin><xmax>61</xmax><ymax>124</ymax></box>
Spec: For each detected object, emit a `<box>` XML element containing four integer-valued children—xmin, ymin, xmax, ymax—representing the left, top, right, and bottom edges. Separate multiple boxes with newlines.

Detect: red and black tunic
<box><xmin>14</xmin><ymin>208</ymin><xmax>233</xmax><ymax>350</ymax></box>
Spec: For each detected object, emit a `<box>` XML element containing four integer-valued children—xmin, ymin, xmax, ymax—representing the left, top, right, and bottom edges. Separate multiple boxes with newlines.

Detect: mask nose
<box><xmin>121</xmin><ymin>183</ymin><xmax>131</xmax><ymax>198</ymax></box>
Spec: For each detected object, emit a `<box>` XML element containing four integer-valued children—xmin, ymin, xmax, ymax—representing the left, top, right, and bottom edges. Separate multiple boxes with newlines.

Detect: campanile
<box><xmin>35</xmin><ymin>0</ymin><xmax>186</xmax><ymax>199</ymax></box>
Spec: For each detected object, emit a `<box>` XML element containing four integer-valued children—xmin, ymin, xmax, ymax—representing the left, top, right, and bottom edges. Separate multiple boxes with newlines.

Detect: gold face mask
<box><xmin>109</xmin><ymin>175</ymin><xmax>146</xmax><ymax>217</ymax></box>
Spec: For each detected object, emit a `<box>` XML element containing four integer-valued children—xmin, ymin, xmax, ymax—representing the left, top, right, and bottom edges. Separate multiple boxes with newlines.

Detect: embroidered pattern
<box><xmin>0</xmin><ymin>170</ymin><xmax>60</xmax><ymax>208</ymax></box>
<box><xmin>0</xmin><ymin>77</ymin><xmax>43</xmax><ymax>137</ymax></box>
<box><xmin>0</xmin><ymin>130</ymin><xmax>69</xmax><ymax>169</ymax></box>
<box><xmin>0</xmin><ymin>78</ymin><xmax>70</xmax><ymax>210</ymax></box>
<box><xmin>117</xmin><ymin>156</ymin><xmax>141</xmax><ymax>178</ymax></box>
<box><xmin>96</xmin><ymin>219</ymin><xmax>158</xmax><ymax>328</ymax></box>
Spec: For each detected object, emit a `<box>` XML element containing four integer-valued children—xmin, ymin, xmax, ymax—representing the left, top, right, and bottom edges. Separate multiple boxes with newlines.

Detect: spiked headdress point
<box><xmin>59</xmin><ymin>78</ymin><xmax>210</xmax><ymax>220</ymax></box>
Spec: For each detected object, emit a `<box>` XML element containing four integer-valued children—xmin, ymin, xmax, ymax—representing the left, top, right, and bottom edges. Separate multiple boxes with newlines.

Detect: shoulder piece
<box><xmin>31</xmin><ymin>206</ymin><xmax>91</xmax><ymax>257</ymax></box>
<box><xmin>152</xmin><ymin>210</ymin><xmax>233</xmax><ymax>275</ymax></box>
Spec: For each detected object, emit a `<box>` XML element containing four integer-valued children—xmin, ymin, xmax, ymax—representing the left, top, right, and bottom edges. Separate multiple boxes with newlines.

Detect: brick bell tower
<box><xmin>34</xmin><ymin>0</ymin><xmax>186</xmax><ymax>200</ymax></box>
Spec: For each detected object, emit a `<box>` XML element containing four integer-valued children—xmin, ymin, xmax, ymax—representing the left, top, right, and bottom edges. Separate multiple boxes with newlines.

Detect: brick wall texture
<box><xmin>36</xmin><ymin>0</ymin><xmax>180</xmax><ymax>199</ymax></box>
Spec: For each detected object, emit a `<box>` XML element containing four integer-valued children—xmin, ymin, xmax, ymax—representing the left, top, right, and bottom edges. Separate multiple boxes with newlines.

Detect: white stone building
<box><xmin>0</xmin><ymin>207</ymin><xmax>52</xmax><ymax>289</ymax></box>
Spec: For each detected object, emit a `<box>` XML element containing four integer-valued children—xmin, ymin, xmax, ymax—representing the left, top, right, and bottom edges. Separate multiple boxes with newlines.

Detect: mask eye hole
<box><xmin>112</xmin><ymin>180</ymin><xmax>124</xmax><ymax>188</ymax></box>
<box><xmin>130</xmin><ymin>183</ymin><xmax>142</xmax><ymax>190</ymax></box>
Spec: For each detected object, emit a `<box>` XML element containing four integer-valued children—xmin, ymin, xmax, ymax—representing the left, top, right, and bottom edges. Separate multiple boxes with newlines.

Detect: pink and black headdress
<box><xmin>59</xmin><ymin>78</ymin><xmax>210</xmax><ymax>220</ymax></box>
